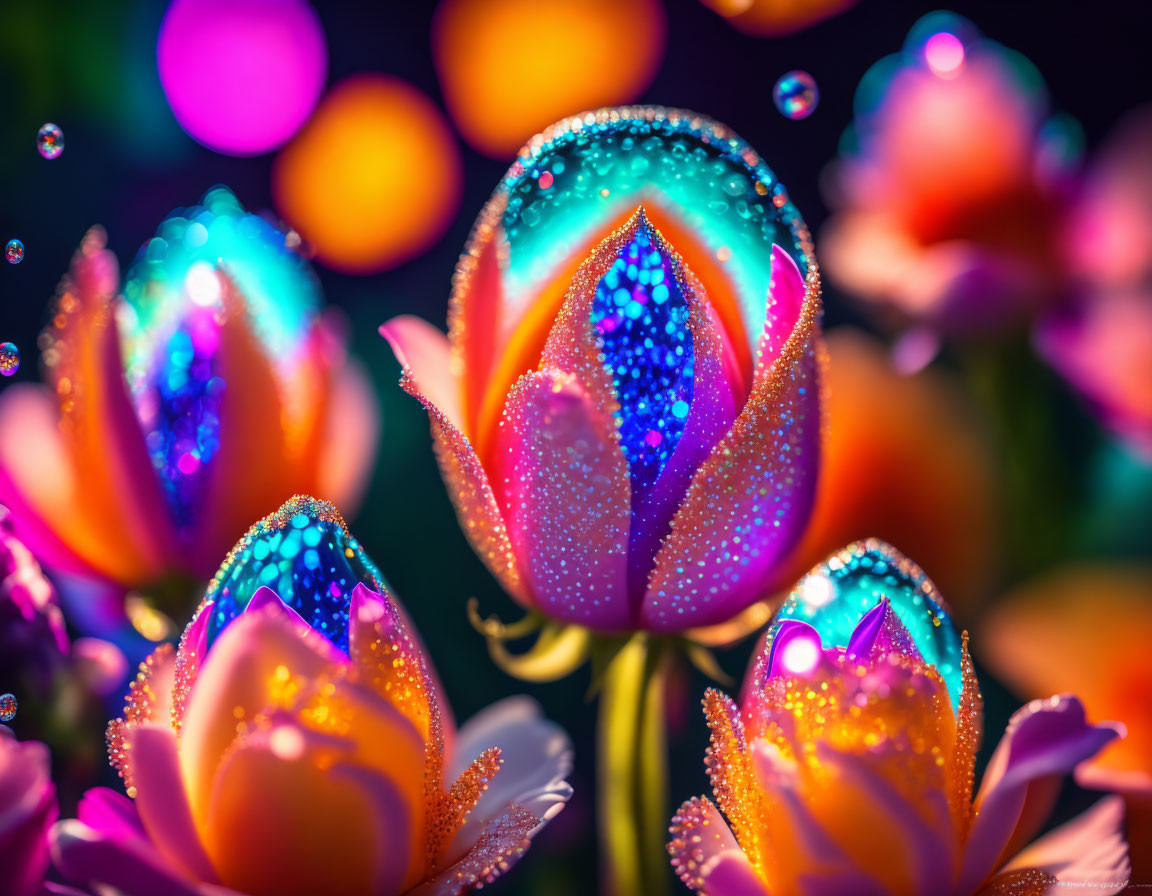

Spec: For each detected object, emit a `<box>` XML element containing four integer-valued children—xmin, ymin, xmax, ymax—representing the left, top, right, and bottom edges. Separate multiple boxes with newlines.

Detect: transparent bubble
<box><xmin>5</xmin><ymin>239</ymin><xmax>24</xmax><ymax>264</ymax></box>
<box><xmin>0</xmin><ymin>343</ymin><xmax>18</xmax><ymax>376</ymax></box>
<box><xmin>0</xmin><ymin>693</ymin><xmax>16</xmax><ymax>722</ymax></box>
<box><xmin>37</xmin><ymin>123</ymin><xmax>64</xmax><ymax>159</ymax></box>
<box><xmin>773</xmin><ymin>70</ymin><xmax>820</xmax><ymax>120</ymax></box>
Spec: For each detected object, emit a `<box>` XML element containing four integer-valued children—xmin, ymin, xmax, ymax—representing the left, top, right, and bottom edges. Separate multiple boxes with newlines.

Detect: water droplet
<box><xmin>0</xmin><ymin>693</ymin><xmax>16</xmax><ymax>722</ymax></box>
<box><xmin>5</xmin><ymin>239</ymin><xmax>24</xmax><ymax>264</ymax></box>
<box><xmin>773</xmin><ymin>70</ymin><xmax>820</xmax><ymax>120</ymax></box>
<box><xmin>37</xmin><ymin>123</ymin><xmax>64</xmax><ymax>159</ymax></box>
<box><xmin>0</xmin><ymin>343</ymin><xmax>19</xmax><ymax>376</ymax></box>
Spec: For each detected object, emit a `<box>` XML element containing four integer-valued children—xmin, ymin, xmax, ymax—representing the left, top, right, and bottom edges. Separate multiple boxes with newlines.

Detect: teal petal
<box><xmin>204</xmin><ymin>496</ymin><xmax>389</xmax><ymax>652</ymax></box>
<box><xmin>771</xmin><ymin>539</ymin><xmax>964</xmax><ymax>711</ymax></box>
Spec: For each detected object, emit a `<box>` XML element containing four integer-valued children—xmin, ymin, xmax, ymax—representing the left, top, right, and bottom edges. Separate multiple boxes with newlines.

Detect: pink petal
<box><xmin>391</xmin><ymin>344</ymin><xmax>526</xmax><ymax>604</ymax></box>
<box><xmin>76</xmin><ymin>788</ymin><xmax>146</xmax><ymax>843</ymax></box>
<box><xmin>380</xmin><ymin>315</ymin><xmax>464</xmax><ymax>433</ymax></box>
<box><xmin>50</xmin><ymin>819</ymin><xmax>208</xmax><ymax>896</ymax></box>
<box><xmin>957</xmin><ymin>695</ymin><xmax>1124</xmax><ymax>893</ymax></box>
<box><xmin>667</xmin><ymin>796</ymin><xmax>746</xmax><ymax>892</ymax></box>
<box><xmin>122</xmin><ymin>725</ymin><xmax>217</xmax><ymax>882</ymax></box>
<box><xmin>997</xmin><ymin>795</ymin><xmax>1130</xmax><ymax>893</ymax></box>
<box><xmin>699</xmin><ymin>850</ymin><xmax>770</xmax><ymax>896</ymax></box>
<box><xmin>641</xmin><ymin>248</ymin><xmax>821</xmax><ymax>630</ymax></box>
<box><xmin>493</xmin><ymin>369</ymin><xmax>632</xmax><ymax>629</ymax></box>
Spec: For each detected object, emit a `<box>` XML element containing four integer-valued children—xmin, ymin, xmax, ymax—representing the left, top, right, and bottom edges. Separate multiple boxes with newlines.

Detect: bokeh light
<box><xmin>431</xmin><ymin>0</ymin><xmax>665</xmax><ymax>157</ymax></box>
<box><xmin>923</xmin><ymin>31</ymin><xmax>965</xmax><ymax>78</ymax></box>
<box><xmin>157</xmin><ymin>0</ymin><xmax>328</xmax><ymax>156</ymax></box>
<box><xmin>773</xmin><ymin>69</ymin><xmax>820</xmax><ymax>119</ymax></box>
<box><xmin>273</xmin><ymin>74</ymin><xmax>463</xmax><ymax>273</ymax></box>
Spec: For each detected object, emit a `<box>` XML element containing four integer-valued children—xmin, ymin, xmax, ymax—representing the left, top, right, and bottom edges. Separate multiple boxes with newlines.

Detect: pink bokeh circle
<box><xmin>157</xmin><ymin>0</ymin><xmax>328</xmax><ymax>156</ymax></box>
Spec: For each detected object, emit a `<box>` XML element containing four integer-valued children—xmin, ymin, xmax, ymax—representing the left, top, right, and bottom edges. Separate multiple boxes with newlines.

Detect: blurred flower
<box><xmin>0</xmin><ymin>189</ymin><xmax>378</xmax><ymax>639</ymax></box>
<box><xmin>432</xmin><ymin>0</ymin><xmax>665</xmax><ymax>158</ymax></box>
<box><xmin>699</xmin><ymin>0</ymin><xmax>858</xmax><ymax>36</ymax></box>
<box><xmin>981</xmin><ymin>565</ymin><xmax>1152</xmax><ymax>879</ymax></box>
<box><xmin>0</xmin><ymin>728</ymin><xmax>58</xmax><ymax>896</ymax></box>
<box><xmin>669</xmin><ymin>541</ymin><xmax>1131</xmax><ymax>895</ymax></box>
<box><xmin>781</xmin><ymin>329</ymin><xmax>998</xmax><ymax>609</ymax></box>
<box><xmin>273</xmin><ymin>74</ymin><xmax>463</xmax><ymax>273</ymax></box>
<box><xmin>1</xmin><ymin>503</ymin><xmax>69</xmax><ymax>692</ymax></box>
<box><xmin>157</xmin><ymin>0</ymin><xmax>327</xmax><ymax>156</ymax></box>
<box><xmin>383</xmin><ymin>107</ymin><xmax>822</xmax><ymax>634</ymax></box>
<box><xmin>822</xmin><ymin>13</ymin><xmax>1075</xmax><ymax>335</ymax></box>
<box><xmin>52</xmin><ymin>496</ymin><xmax>573</xmax><ymax>896</ymax></box>
<box><xmin>1038</xmin><ymin>108</ymin><xmax>1152</xmax><ymax>457</ymax></box>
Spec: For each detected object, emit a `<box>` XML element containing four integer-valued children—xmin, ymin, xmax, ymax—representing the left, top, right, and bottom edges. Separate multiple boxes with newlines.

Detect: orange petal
<box><xmin>177</xmin><ymin>599</ymin><xmax>346</xmax><ymax>828</ymax></box>
<box><xmin>203</xmin><ymin>720</ymin><xmax>413</xmax><ymax>896</ymax></box>
<box><xmin>314</xmin><ymin>357</ymin><xmax>380</xmax><ymax>517</ymax></box>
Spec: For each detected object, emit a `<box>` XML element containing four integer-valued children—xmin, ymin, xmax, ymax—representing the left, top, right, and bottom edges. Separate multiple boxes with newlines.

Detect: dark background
<box><xmin>2</xmin><ymin>1</ymin><xmax>1150</xmax><ymax>891</ymax></box>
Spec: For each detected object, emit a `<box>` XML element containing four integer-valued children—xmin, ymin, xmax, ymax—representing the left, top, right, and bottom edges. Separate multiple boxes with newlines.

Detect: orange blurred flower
<box><xmin>274</xmin><ymin>74</ymin><xmax>463</xmax><ymax>273</ymax></box>
<box><xmin>782</xmin><ymin>328</ymin><xmax>998</xmax><ymax>610</ymax></box>
<box><xmin>432</xmin><ymin>0</ymin><xmax>665</xmax><ymax>157</ymax></box>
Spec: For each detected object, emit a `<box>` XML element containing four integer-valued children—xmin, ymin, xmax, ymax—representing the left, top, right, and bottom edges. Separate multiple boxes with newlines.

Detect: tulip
<box><xmin>0</xmin><ymin>729</ymin><xmax>58</xmax><ymax>896</ymax></box>
<box><xmin>669</xmin><ymin>541</ymin><xmax>1131</xmax><ymax>895</ymax></box>
<box><xmin>982</xmin><ymin>565</ymin><xmax>1152</xmax><ymax>881</ymax></box>
<box><xmin>51</xmin><ymin>496</ymin><xmax>573</xmax><ymax>896</ymax></box>
<box><xmin>0</xmin><ymin>188</ymin><xmax>378</xmax><ymax>642</ymax></box>
<box><xmin>822</xmin><ymin>13</ymin><xmax>1072</xmax><ymax>336</ymax></box>
<box><xmin>382</xmin><ymin>106</ymin><xmax>822</xmax><ymax>636</ymax></box>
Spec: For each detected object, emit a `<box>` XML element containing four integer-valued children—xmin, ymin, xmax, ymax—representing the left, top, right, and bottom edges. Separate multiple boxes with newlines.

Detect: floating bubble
<box><xmin>773</xmin><ymin>70</ymin><xmax>820</xmax><ymax>120</ymax></box>
<box><xmin>5</xmin><ymin>239</ymin><xmax>24</xmax><ymax>264</ymax></box>
<box><xmin>37</xmin><ymin>123</ymin><xmax>64</xmax><ymax>159</ymax></box>
<box><xmin>0</xmin><ymin>343</ymin><xmax>18</xmax><ymax>376</ymax></box>
<box><xmin>0</xmin><ymin>693</ymin><xmax>16</xmax><ymax>722</ymax></box>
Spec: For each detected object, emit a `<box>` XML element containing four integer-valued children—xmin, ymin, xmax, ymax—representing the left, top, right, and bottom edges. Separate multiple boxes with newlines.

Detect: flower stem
<box><xmin>598</xmin><ymin>633</ymin><xmax>671</xmax><ymax>896</ymax></box>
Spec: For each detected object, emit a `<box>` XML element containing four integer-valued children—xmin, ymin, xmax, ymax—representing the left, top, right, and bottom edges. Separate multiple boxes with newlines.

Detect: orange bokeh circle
<box><xmin>432</xmin><ymin>0</ymin><xmax>666</xmax><ymax>158</ymax></box>
<box><xmin>273</xmin><ymin>74</ymin><xmax>463</xmax><ymax>273</ymax></box>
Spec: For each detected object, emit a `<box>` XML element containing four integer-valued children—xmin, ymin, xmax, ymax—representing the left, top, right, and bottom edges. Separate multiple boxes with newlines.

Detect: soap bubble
<box><xmin>0</xmin><ymin>693</ymin><xmax>16</xmax><ymax>722</ymax></box>
<box><xmin>5</xmin><ymin>239</ymin><xmax>23</xmax><ymax>264</ymax></box>
<box><xmin>773</xmin><ymin>70</ymin><xmax>820</xmax><ymax>120</ymax></box>
<box><xmin>0</xmin><ymin>343</ymin><xmax>18</xmax><ymax>376</ymax></box>
<box><xmin>37</xmin><ymin>123</ymin><xmax>64</xmax><ymax>159</ymax></box>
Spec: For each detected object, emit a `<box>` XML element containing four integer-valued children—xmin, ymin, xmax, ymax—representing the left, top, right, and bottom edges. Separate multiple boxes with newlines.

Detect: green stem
<box><xmin>598</xmin><ymin>633</ymin><xmax>671</xmax><ymax>896</ymax></box>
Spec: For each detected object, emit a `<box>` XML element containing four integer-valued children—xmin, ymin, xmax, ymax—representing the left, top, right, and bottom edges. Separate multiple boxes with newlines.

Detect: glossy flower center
<box><xmin>591</xmin><ymin>224</ymin><xmax>694</xmax><ymax>493</ymax></box>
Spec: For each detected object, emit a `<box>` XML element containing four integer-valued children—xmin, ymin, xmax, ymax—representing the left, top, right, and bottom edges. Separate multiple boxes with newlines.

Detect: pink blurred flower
<box><xmin>669</xmin><ymin>544</ymin><xmax>1131</xmax><ymax>895</ymax></box>
<box><xmin>0</xmin><ymin>729</ymin><xmax>58</xmax><ymax>896</ymax></box>
<box><xmin>0</xmin><ymin>190</ymin><xmax>378</xmax><ymax>640</ymax></box>
<box><xmin>822</xmin><ymin>13</ymin><xmax>1075</xmax><ymax>335</ymax></box>
<box><xmin>383</xmin><ymin>108</ymin><xmax>823</xmax><ymax>634</ymax></box>
<box><xmin>1039</xmin><ymin>107</ymin><xmax>1152</xmax><ymax>456</ymax></box>
<box><xmin>52</xmin><ymin>498</ymin><xmax>572</xmax><ymax>896</ymax></box>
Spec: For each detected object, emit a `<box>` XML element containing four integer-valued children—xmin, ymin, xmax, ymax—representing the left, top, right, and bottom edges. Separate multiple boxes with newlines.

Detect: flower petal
<box><xmin>177</xmin><ymin>599</ymin><xmax>348</xmax><ymax>827</ymax></box>
<box><xmin>699</xmin><ymin>850</ymin><xmax>772</xmax><ymax>896</ymax></box>
<box><xmin>443</xmin><ymin>696</ymin><xmax>573</xmax><ymax>860</ymax></box>
<box><xmin>380</xmin><ymin>314</ymin><xmax>464</xmax><ymax>433</ymax></box>
<box><xmin>642</xmin><ymin>248</ymin><xmax>822</xmax><ymax>630</ymax></box>
<box><xmin>997</xmin><ymin>795</ymin><xmax>1130</xmax><ymax>894</ymax></box>
<box><xmin>667</xmin><ymin>796</ymin><xmax>752</xmax><ymax>893</ymax></box>
<box><xmin>51</xmin><ymin>819</ymin><xmax>209</xmax><ymax>896</ymax></box>
<box><xmin>392</xmin><ymin>353</ymin><xmax>525</xmax><ymax>604</ymax></box>
<box><xmin>493</xmin><ymin>369</ymin><xmax>632</xmax><ymax>629</ymax></box>
<box><xmin>122</xmin><ymin>725</ymin><xmax>217</xmax><ymax>883</ymax></box>
<box><xmin>410</xmin><ymin>805</ymin><xmax>540</xmax><ymax>896</ymax></box>
<box><xmin>958</xmin><ymin>695</ymin><xmax>1124</xmax><ymax>893</ymax></box>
